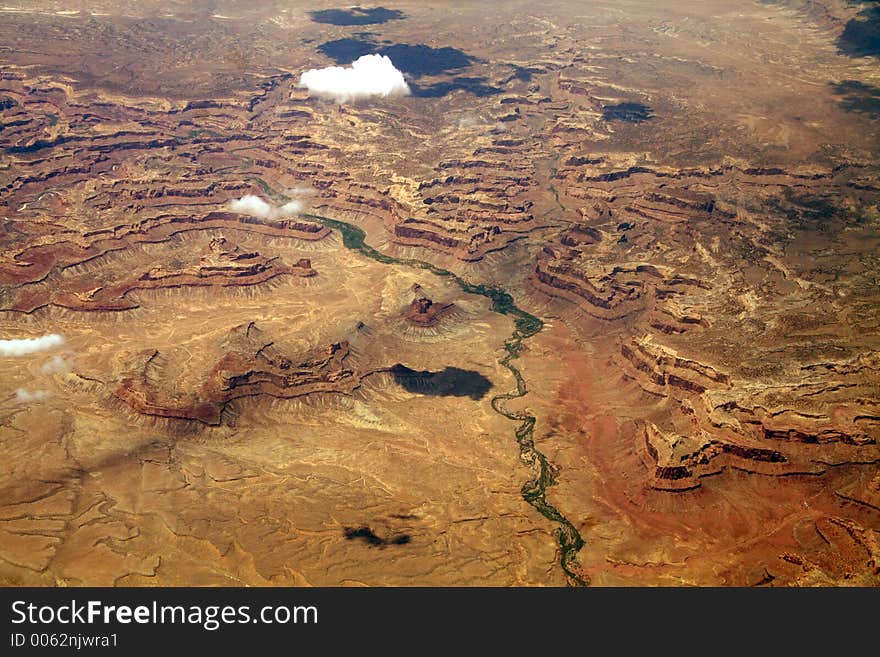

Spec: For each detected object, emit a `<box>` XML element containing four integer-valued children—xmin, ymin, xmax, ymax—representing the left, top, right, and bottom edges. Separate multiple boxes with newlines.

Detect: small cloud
<box><xmin>40</xmin><ymin>354</ymin><xmax>70</xmax><ymax>374</ymax></box>
<box><xmin>286</xmin><ymin>185</ymin><xmax>316</xmax><ymax>198</ymax></box>
<box><xmin>15</xmin><ymin>388</ymin><xmax>52</xmax><ymax>403</ymax></box>
<box><xmin>0</xmin><ymin>334</ymin><xmax>64</xmax><ymax>357</ymax></box>
<box><xmin>299</xmin><ymin>54</ymin><xmax>410</xmax><ymax>103</ymax></box>
<box><xmin>457</xmin><ymin>114</ymin><xmax>484</xmax><ymax>129</ymax></box>
<box><xmin>229</xmin><ymin>194</ymin><xmax>271</xmax><ymax>218</ymax></box>
<box><xmin>227</xmin><ymin>195</ymin><xmax>303</xmax><ymax>220</ymax></box>
<box><xmin>277</xmin><ymin>200</ymin><xmax>304</xmax><ymax>215</ymax></box>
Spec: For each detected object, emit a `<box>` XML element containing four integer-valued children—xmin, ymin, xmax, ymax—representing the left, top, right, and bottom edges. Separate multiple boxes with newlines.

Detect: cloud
<box><xmin>0</xmin><ymin>334</ymin><xmax>64</xmax><ymax>357</ymax></box>
<box><xmin>229</xmin><ymin>194</ymin><xmax>271</xmax><ymax>217</ymax></box>
<box><xmin>277</xmin><ymin>200</ymin><xmax>303</xmax><ymax>215</ymax></box>
<box><xmin>15</xmin><ymin>388</ymin><xmax>51</xmax><ymax>403</ymax></box>
<box><xmin>286</xmin><ymin>185</ymin><xmax>316</xmax><ymax>198</ymax></box>
<box><xmin>299</xmin><ymin>54</ymin><xmax>410</xmax><ymax>103</ymax></box>
<box><xmin>228</xmin><ymin>195</ymin><xmax>303</xmax><ymax>220</ymax></box>
<box><xmin>40</xmin><ymin>354</ymin><xmax>70</xmax><ymax>374</ymax></box>
<box><xmin>456</xmin><ymin>113</ymin><xmax>490</xmax><ymax>129</ymax></box>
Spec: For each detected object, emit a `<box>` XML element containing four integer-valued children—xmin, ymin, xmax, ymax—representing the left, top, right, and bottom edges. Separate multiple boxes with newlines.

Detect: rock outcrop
<box><xmin>116</xmin><ymin>323</ymin><xmax>365</xmax><ymax>425</ymax></box>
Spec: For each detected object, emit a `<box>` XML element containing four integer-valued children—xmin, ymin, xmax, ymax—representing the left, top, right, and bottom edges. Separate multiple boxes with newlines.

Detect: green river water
<box><xmin>303</xmin><ymin>213</ymin><xmax>587</xmax><ymax>586</ymax></box>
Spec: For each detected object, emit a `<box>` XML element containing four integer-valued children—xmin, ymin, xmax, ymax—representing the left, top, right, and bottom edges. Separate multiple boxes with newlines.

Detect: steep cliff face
<box><xmin>115</xmin><ymin>324</ymin><xmax>365</xmax><ymax>425</ymax></box>
<box><xmin>526</xmin><ymin>161</ymin><xmax>880</xmax><ymax>494</ymax></box>
<box><xmin>404</xmin><ymin>296</ymin><xmax>455</xmax><ymax>327</ymax></box>
<box><xmin>9</xmin><ymin>236</ymin><xmax>318</xmax><ymax>313</ymax></box>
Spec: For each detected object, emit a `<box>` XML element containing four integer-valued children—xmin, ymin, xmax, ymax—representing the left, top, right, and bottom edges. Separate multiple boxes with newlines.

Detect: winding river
<box><xmin>304</xmin><ymin>213</ymin><xmax>588</xmax><ymax>586</ymax></box>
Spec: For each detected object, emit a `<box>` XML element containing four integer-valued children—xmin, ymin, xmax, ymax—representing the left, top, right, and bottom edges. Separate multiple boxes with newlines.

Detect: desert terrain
<box><xmin>0</xmin><ymin>0</ymin><xmax>878</xmax><ymax>585</ymax></box>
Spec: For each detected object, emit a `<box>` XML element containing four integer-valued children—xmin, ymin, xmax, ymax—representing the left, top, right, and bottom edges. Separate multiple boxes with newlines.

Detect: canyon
<box><xmin>0</xmin><ymin>0</ymin><xmax>878</xmax><ymax>586</ymax></box>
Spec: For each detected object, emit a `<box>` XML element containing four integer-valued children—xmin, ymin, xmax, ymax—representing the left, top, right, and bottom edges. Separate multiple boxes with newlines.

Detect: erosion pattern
<box><xmin>1</xmin><ymin>1</ymin><xmax>878</xmax><ymax>586</ymax></box>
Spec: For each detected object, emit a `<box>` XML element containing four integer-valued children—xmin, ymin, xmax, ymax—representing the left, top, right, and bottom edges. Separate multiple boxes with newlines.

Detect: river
<box><xmin>303</xmin><ymin>212</ymin><xmax>587</xmax><ymax>586</ymax></box>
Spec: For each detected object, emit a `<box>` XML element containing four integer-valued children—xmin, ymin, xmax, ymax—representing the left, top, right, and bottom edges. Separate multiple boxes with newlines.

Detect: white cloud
<box><xmin>457</xmin><ymin>114</ymin><xmax>486</xmax><ymax>129</ymax></box>
<box><xmin>299</xmin><ymin>54</ymin><xmax>410</xmax><ymax>103</ymax></box>
<box><xmin>0</xmin><ymin>334</ymin><xmax>64</xmax><ymax>357</ymax></box>
<box><xmin>228</xmin><ymin>195</ymin><xmax>303</xmax><ymax>220</ymax></box>
<box><xmin>278</xmin><ymin>200</ymin><xmax>304</xmax><ymax>215</ymax></box>
<box><xmin>229</xmin><ymin>194</ymin><xmax>272</xmax><ymax>218</ymax></box>
<box><xmin>286</xmin><ymin>185</ymin><xmax>316</xmax><ymax>198</ymax></box>
<box><xmin>15</xmin><ymin>388</ymin><xmax>51</xmax><ymax>403</ymax></box>
<box><xmin>40</xmin><ymin>354</ymin><xmax>70</xmax><ymax>374</ymax></box>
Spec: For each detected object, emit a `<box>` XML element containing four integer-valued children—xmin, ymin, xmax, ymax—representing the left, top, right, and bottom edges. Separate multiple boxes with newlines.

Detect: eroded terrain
<box><xmin>1</xmin><ymin>0</ymin><xmax>878</xmax><ymax>586</ymax></box>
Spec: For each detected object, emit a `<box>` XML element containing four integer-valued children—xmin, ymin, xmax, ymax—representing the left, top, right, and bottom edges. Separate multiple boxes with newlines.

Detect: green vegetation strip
<box><xmin>304</xmin><ymin>213</ymin><xmax>587</xmax><ymax>586</ymax></box>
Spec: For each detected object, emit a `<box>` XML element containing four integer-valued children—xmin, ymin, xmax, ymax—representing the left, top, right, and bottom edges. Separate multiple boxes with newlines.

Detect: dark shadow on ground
<box><xmin>410</xmin><ymin>77</ymin><xmax>502</xmax><ymax>98</ymax></box>
<box><xmin>377</xmin><ymin>44</ymin><xmax>475</xmax><ymax>76</ymax></box>
<box><xmin>317</xmin><ymin>37</ymin><xmax>377</xmax><ymax>64</ymax></box>
<box><xmin>309</xmin><ymin>7</ymin><xmax>405</xmax><ymax>26</ymax></box>
<box><xmin>767</xmin><ymin>190</ymin><xmax>854</xmax><ymax>234</ymax></box>
<box><xmin>838</xmin><ymin>3</ymin><xmax>880</xmax><ymax>57</ymax></box>
<box><xmin>832</xmin><ymin>79</ymin><xmax>880</xmax><ymax>117</ymax></box>
<box><xmin>390</xmin><ymin>364</ymin><xmax>492</xmax><ymax>400</ymax></box>
<box><xmin>316</xmin><ymin>38</ymin><xmax>497</xmax><ymax>97</ymax></box>
<box><xmin>508</xmin><ymin>65</ymin><xmax>538</xmax><ymax>82</ymax></box>
<box><xmin>318</xmin><ymin>38</ymin><xmax>475</xmax><ymax>76</ymax></box>
<box><xmin>344</xmin><ymin>526</ymin><xmax>411</xmax><ymax>547</ymax></box>
<box><xmin>602</xmin><ymin>102</ymin><xmax>654</xmax><ymax>123</ymax></box>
